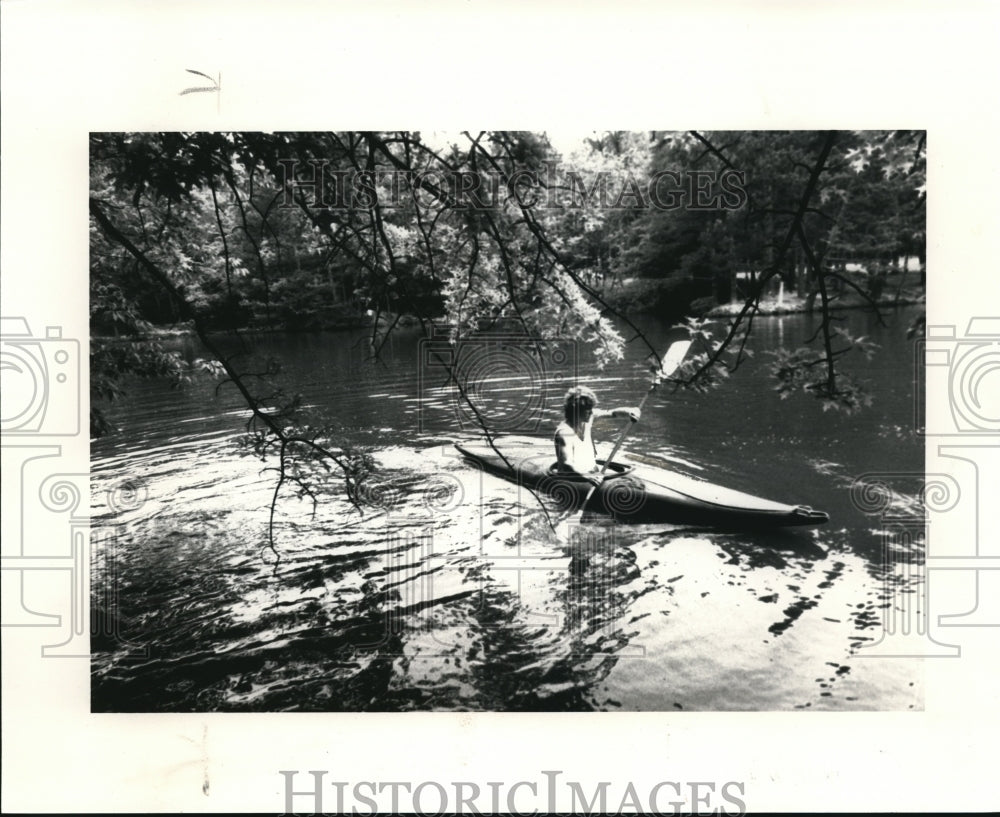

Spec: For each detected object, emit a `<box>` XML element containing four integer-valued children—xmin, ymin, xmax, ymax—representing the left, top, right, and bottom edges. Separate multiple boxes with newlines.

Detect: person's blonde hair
<box><xmin>563</xmin><ymin>386</ymin><xmax>597</xmax><ymax>423</ymax></box>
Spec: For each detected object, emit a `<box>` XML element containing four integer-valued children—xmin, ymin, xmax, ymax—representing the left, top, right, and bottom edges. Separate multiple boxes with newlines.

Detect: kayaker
<box><xmin>554</xmin><ymin>386</ymin><xmax>640</xmax><ymax>486</ymax></box>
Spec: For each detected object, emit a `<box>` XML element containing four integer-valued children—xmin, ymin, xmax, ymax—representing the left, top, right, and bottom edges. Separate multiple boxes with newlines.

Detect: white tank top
<box><xmin>555</xmin><ymin>420</ymin><xmax>597</xmax><ymax>472</ymax></box>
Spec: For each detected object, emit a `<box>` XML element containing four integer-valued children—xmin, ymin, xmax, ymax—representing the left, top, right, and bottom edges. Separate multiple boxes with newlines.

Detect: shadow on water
<box><xmin>91</xmin><ymin>308</ymin><xmax>925</xmax><ymax>711</ymax></box>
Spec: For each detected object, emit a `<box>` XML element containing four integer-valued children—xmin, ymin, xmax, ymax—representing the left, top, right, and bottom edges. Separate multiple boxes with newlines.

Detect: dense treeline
<box><xmin>91</xmin><ymin>130</ymin><xmax>924</xmax><ymax>338</ymax></box>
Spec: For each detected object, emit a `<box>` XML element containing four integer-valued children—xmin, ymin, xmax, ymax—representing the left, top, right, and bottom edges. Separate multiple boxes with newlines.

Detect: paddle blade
<box><xmin>659</xmin><ymin>339</ymin><xmax>692</xmax><ymax>379</ymax></box>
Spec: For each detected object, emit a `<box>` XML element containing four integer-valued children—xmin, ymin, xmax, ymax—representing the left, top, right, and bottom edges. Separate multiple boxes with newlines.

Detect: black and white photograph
<box><xmin>89</xmin><ymin>129</ymin><xmax>927</xmax><ymax>713</ymax></box>
<box><xmin>3</xmin><ymin>2</ymin><xmax>999</xmax><ymax>814</ymax></box>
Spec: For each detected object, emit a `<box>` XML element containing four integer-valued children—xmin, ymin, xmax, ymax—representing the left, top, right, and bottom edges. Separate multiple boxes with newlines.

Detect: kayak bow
<box><xmin>454</xmin><ymin>436</ymin><xmax>829</xmax><ymax>529</ymax></box>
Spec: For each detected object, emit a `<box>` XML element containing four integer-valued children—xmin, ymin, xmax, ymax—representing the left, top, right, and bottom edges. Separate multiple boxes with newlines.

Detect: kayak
<box><xmin>454</xmin><ymin>436</ymin><xmax>829</xmax><ymax>528</ymax></box>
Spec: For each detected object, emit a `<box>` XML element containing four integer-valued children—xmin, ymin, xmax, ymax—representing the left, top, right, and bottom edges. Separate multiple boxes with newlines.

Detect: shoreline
<box><xmin>705</xmin><ymin>292</ymin><xmax>925</xmax><ymax>318</ymax></box>
<box><xmin>94</xmin><ymin>292</ymin><xmax>925</xmax><ymax>342</ymax></box>
<box><xmin>92</xmin><ymin>315</ymin><xmax>412</xmax><ymax>342</ymax></box>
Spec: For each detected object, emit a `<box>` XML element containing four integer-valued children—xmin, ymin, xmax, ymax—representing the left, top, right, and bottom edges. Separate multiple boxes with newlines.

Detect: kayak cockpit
<box><xmin>547</xmin><ymin>459</ymin><xmax>636</xmax><ymax>481</ymax></box>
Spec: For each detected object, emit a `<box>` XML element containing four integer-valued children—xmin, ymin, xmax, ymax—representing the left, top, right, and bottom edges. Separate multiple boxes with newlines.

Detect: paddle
<box><xmin>555</xmin><ymin>338</ymin><xmax>692</xmax><ymax>539</ymax></box>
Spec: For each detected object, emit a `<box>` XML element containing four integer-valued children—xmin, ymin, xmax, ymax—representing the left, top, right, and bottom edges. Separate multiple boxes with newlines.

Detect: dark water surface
<box><xmin>91</xmin><ymin>306</ymin><xmax>925</xmax><ymax>711</ymax></box>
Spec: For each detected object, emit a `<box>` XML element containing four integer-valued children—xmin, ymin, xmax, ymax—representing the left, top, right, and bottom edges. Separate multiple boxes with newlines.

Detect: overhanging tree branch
<box><xmin>683</xmin><ymin>131</ymin><xmax>838</xmax><ymax>384</ymax></box>
<box><xmin>89</xmin><ymin>196</ymin><xmax>369</xmax><ymax>560</ymax></box>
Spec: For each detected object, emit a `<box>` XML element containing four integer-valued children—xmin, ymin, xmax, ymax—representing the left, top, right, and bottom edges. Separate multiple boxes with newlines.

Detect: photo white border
<box><xmin>3</xmin><ymin>0</ymin><xmax>998</xmax><ymax>812</ymax></box>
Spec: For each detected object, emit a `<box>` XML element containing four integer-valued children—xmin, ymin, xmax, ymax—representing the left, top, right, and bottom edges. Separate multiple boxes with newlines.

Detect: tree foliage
<box><xmin>89</xmin><ymin>130</ymin><xmax>925</xmax><ymax>543</ymax></box>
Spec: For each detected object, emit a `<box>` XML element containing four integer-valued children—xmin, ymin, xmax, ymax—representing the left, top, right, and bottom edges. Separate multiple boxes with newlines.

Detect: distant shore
<box><xmin>599</xmin><ymin>275</ymin><xmax>926</xmax><ymax>320</ymax></box>
<box><xmin>96</xmin><ymin>281</ymin><xmax>925</xmax><ymax>342</ymax></box>
<box><xmin>705</xmin><ymin>290</ymin><xmax>925</xmax><ymax>318</ymax></box>
<box><xmin>93</xmin><ymin>313</ymin><xmax>414</xmax><ymax>341</ymax></box>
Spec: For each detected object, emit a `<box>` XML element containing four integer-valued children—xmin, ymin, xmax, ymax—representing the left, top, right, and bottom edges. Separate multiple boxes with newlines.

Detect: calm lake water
<box><xmin>91</xmin><ymin>305</ymin><xmax>925</xmax><ymax>711</ymax></box>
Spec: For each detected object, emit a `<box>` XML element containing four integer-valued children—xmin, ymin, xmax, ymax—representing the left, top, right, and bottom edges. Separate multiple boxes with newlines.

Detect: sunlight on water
<box><xmin>91</xmin><ymin>309</ymin><xmax>925</xmax><ymax>712</ymax></box>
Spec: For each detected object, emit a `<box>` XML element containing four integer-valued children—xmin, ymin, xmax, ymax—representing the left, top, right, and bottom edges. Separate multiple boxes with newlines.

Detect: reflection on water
<box><xmin>91</xmin><ymin>307</ymin><xmax>925</xmax><ymax>711</ymax></box>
